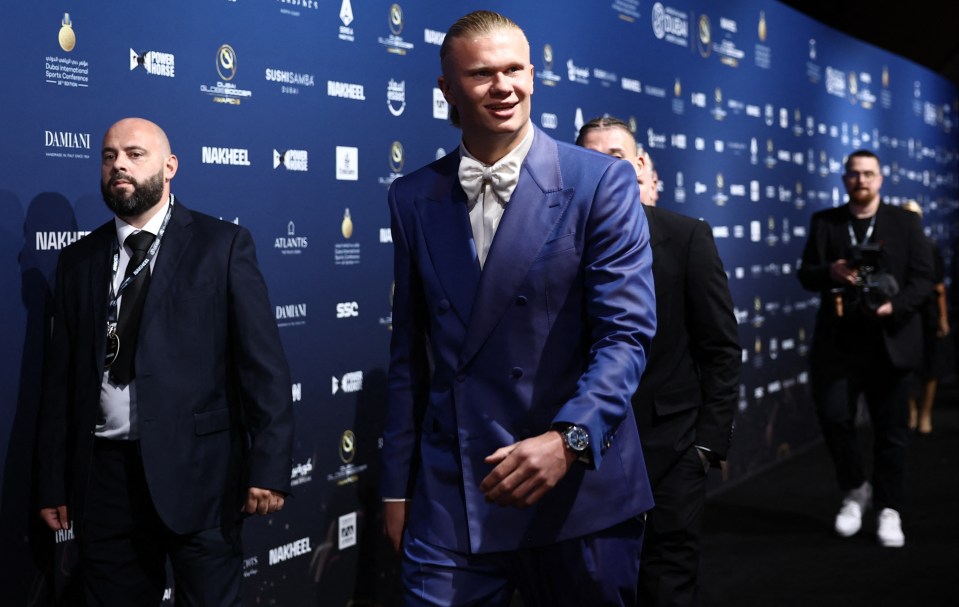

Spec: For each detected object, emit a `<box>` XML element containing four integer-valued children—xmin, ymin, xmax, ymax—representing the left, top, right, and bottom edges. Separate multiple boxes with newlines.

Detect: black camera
<box><xmin>845</xmin><ymin>243</ymin><xmax>899</xmax><ymax>313</ymax></box>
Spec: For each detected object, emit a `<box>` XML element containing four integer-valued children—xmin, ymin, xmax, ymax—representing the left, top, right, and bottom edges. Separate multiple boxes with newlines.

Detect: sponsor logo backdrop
<box><xmin>1</xmin><ymin>1</ymin><xmax>956</xmax><ymax>604</ymax></box>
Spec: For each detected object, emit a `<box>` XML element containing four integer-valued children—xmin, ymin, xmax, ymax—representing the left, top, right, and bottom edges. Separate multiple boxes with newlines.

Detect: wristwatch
<box><xmin>558</xmin><ymin>424</ymin><xmax>590</xmax><ymax>463</ymax></box>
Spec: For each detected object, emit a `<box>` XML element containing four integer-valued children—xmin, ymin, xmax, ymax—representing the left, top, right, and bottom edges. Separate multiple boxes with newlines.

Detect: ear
<box><xmin>635</xmin><ymin>153</ymin><xmax>647</xmax><ymax>177</ymax></box>
<box><xmin>437</xmin><ymin>75</ymin><xmax>456</xmax><ymax>107</ymax></box>
<box><xmin>165</xmin><ymin>154</ymin><xmax>179</xmax><ymax>181</ymax></box>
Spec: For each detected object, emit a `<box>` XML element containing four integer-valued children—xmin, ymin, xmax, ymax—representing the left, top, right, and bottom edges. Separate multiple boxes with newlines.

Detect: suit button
<box><xmin>511</xmin><ymin>367</ymin><xmax>523</xmax><ymax>378</ymax></box>
<box><xmin>438</xmin><ymin>299</ymin><xmax>451</xmax><ymax>313</ymax></box>
<box><xmin>456</xmin><ymin>374</ymin><xmax>466</xmax><ymax>382</ymax></box>
<box><xmin>515</xmin><ymin>295</ymin><xmax>528</xmax><ymax>306</ymax></box>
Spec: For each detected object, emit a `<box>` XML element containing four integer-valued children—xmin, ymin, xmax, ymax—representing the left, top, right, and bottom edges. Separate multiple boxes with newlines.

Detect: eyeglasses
<box><xmin>844</xmin><ymin>170</ymin><xmax>878</xmax><ymax>181</ymax></box>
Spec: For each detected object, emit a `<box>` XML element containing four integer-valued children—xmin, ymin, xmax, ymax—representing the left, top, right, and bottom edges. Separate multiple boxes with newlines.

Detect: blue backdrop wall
<box><xmin>1</xmin><ymin>1</ymin><xmax>957</xmax><ymax>604</ymax></box>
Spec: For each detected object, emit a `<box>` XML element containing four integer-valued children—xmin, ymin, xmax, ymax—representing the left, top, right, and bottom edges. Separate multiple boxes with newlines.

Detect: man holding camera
<box><xmin>798</xmin><ymin>150</ymin><xmax>933</xmax><ymax>548</ymax></box>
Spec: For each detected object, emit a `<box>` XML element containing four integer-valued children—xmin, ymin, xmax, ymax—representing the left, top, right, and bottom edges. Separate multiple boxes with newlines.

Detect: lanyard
<box><xmin>107</xmin><ymin>196</ymin><xmax>174</xmax><ymax>325</ymax></box>
<box><xmin>846</xmin><ymin>213</ymin><xmax>876</xmax><ymax>248</ymax></box>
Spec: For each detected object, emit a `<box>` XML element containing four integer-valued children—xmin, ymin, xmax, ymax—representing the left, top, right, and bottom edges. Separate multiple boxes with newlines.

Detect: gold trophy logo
<box><xmin>698</xmin><ymin>14</ymin><xmax>712</xmax><ymax>57</ymax></box>
<box><xmin>674</xmin><ymin>78</ymin><xmax>682</xmax><ymax>98</ymax></box>
<box><xmin>341</xmin><ymin>208</ymin><xmax>354</xmax><ymax>239</ymax></box>
<box><xmin>543</xmin><ymin>44</ymin><xmax>554</xmax><ymax>71</ymax></box>
<box><xmin>389</xmin><ymin>4</ymin><xmax>403</xmax><ymax>36</ymax></box>
<box><xmin>216</xmin><ymin>44</ymin><xmax>237</xmax><ymax>81</ymax></box>
<box><xmin>58</xmin><ymin>13</ymin><xmax>76</xmax><ymax>52</ymax></box>
<box><xmin>389</xmin><ymin>141</ymin><xmax>404</xmax><ymax>174</ymax></box>
<box><xmin>340</xmin><ymin>430</ymin><xmax>356</xmax><ymax>464</ymax></box>
<box><xmin>758</xmin><ymin>11</ymin><xmax>767</xmax><ymax>42</ymax></box>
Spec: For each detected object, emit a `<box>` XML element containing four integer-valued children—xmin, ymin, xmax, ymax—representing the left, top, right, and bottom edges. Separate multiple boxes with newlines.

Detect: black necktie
<box><xmin>110</xmin><ymin>230</ymin><xmax>156</xmax><ymax>385</ymax></box>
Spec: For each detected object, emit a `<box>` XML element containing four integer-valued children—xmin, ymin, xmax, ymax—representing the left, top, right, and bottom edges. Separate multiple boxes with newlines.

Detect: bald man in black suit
<box><xmin>37</xmin><ymin>117</ymin><xmax>294</xmax><ymax>606</ymax></box>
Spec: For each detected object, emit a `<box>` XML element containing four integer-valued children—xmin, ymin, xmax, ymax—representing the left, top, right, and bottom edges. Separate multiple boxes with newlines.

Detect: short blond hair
<box><xmin>440</xmin><ymin>11</ymin><xmax>524</xmax><ymax>64</ymax></box>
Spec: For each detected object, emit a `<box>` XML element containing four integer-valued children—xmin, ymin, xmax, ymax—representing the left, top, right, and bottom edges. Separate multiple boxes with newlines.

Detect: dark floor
<box><xmin>700</xmin><ymin>378</ymin><xmax>959</xmax><ymax>606</ymax></box>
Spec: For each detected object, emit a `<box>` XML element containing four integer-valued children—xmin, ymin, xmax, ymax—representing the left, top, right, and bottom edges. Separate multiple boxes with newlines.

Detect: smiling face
<box><xmin>438</xmin><ymin>26</ymin><xmax>533</xmax><ymax>163</ymax></box>
<box><xmin>100</xmin><ymin>118</ymin><xmax>177</xmax><ymax>221</ymax></box>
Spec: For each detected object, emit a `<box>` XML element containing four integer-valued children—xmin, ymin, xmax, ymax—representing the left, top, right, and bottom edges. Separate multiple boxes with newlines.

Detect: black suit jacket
<box><xmin>37</xmin><ymin>199</ymin><xmax>294</xmax><ymax>534</ymax></box>
<box><xmin>797</xmin><ymin>202</ymin><xmax>934</xmax><ymax>374</ymax></box>
<box><xmin>632</xmin><ymin>205</ymin><xmax>741</xmax><ymax>486</ymax></box>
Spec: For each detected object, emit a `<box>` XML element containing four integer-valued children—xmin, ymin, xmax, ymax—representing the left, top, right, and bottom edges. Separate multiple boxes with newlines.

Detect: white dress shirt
<box><xmin>97</xmin><ymin>196</ymin><xmax>171</xmax><ymax>440</ymax></box>
<box><xmin>459</xmin><ymin>125</ymin><xmax>535</xmax><ymax>268</ymax></box>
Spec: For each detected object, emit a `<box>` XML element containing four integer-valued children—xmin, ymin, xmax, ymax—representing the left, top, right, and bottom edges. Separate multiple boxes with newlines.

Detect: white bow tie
<box><xmin>458</xmin><ymin>155</ymin><xmax>519</xmax><ymax>204</ymax></box>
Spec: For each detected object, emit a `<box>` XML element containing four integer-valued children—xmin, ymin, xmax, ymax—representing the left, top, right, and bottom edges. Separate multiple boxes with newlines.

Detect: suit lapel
<box><xmin>140</xmin><ymin>198</ymin><xmax>194</xmax><ymax>332</ymax></box>
<box><xmin>416</xmin><ymin>154</ymin><xmax>481</xmax><ymax>327</ymax></box>
<box><xmin>643</xmin><ymin>205</ymin><xmax>669</xmax><ymax>249</ymax></box>
<box><xmin>460</xmin><ymin>128</ymin><xmax>572</xmax><ymax>366</ymax></box>
<box><xmin>89</xmin><ymin>225</ymin><xmax>116</xmax><ymax>376</ymax></box>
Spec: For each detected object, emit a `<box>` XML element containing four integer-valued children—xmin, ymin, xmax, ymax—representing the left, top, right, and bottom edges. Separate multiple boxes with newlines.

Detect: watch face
<box><xmin>565</xmin><ymin>426</ymin><xmax>589</xmax><ymax>451</ymax></box>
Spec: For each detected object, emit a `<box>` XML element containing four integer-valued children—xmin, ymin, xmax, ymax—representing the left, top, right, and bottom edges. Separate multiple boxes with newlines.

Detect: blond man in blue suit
<box><xmin>381</xmin><ymin>11</ymin><xmax>657</xmax><ymax>607</ymax></box>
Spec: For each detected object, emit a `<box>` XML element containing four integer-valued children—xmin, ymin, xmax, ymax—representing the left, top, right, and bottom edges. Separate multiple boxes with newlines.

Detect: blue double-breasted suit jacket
<box><xmin>382</xmin><ymin>127</ymin><xmax>657</xmax><ymax>554</ymax></box>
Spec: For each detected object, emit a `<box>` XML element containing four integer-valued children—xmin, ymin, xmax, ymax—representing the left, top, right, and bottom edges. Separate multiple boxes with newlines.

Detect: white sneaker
<box><xmin>834</xmin><ymin>481</ymin><xmax>872</xmax><ymax>537</ymax></box>
<box><xmin>834</xmin><ymin>500</ymin><xmax>864</xmax><ymax>537</ymax></box>
<box><xmin>877</xmin><ymin>508</ymin><xmax>905</xmax><ymax>547</ymax></box>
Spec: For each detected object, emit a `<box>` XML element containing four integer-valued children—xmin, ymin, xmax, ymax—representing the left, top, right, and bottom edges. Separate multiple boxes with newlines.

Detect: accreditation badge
<box><xmin>104</xmin><ymin>324</ymin><xmax>119</xmax><ymax>368</ymax></box>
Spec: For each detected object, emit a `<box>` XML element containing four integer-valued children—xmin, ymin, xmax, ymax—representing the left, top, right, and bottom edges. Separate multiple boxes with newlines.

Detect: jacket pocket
<box><xmin>534</xmin><ymin>233</ymin><xmax>576</xmax><ymax>260</ymax></box>
<box><xmin>194</xmin><ymin>408</ymin><xmax>231</xmax><ymax>435</ymax></box>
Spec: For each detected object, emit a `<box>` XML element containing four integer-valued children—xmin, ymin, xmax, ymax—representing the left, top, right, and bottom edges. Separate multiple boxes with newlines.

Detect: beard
<box><xmin>847</xmin><ymin>187</ymin><xmax>875</xmax><ymax>205</ymax></box>
<box><xmin>101</xmin><ymin>169</ymin><xmax>166</xmax><ymax>218</ymax></box>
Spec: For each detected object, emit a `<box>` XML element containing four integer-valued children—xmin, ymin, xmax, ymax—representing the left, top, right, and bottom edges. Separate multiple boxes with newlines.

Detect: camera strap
<box><xmin>847</xmin><ymin>214</ymin><xmax>876</xmax><ymax>247</ymax></box>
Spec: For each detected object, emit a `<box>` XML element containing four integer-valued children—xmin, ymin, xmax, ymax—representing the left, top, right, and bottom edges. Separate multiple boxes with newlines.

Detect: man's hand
<box><xmin>938</xmin><ymin>319</ymin><xmax>950</xmax><ymax>337</ymax></box>
<box><xmin>480</xmin><ymin>431</ymin><xmax>576</xmax><ymax>508</ymax></box>
<box><xmin>243</xmin><ymin>487</ymin><xmax>285</xmax><ymax>515</ymax></box>
<box><xmin>874</xmin><ymin>301</ymin><xmax>893</xmax><ymax>317</ymax></box>
<box><xmin>829</xmin><ymin>259</ymin><xmax>858</xmax><ymax>286</ymax></box>
<box><xmin>40</xmin><ymin>505</ymin><xmax>70</xmax><ymax>531</ymax></box>
<box><xmin>383</xmin><ymin>500</ymin><xmax>410</xmax><ymax>553</ymax></box>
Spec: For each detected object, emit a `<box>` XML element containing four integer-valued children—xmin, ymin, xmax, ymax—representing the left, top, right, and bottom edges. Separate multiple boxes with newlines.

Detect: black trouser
<box><xmin>639</xmin><ymin>445</ymin><xmax>707</xmax><ymax>607</ymax></box>
<box><xmin>80</xmin><ymin>438</ymin><xmax>243</xmax><ymax>607</ymax></box>
<box><xmin>812</xmin><ymin>354</ymin><xmax>911</xmax><ymax>512</ymax></box>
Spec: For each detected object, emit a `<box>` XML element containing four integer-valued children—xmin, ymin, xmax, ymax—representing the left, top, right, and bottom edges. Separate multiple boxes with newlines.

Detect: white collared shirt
<box><xmin>97</xmin><ymin>195</ymin><xmax>172</xmax><ymax>440</ymax></box>
<box><xmin>460</xmin><ymin>125</ymin><xmax>535</xmax><ymax>268</ymax></box>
